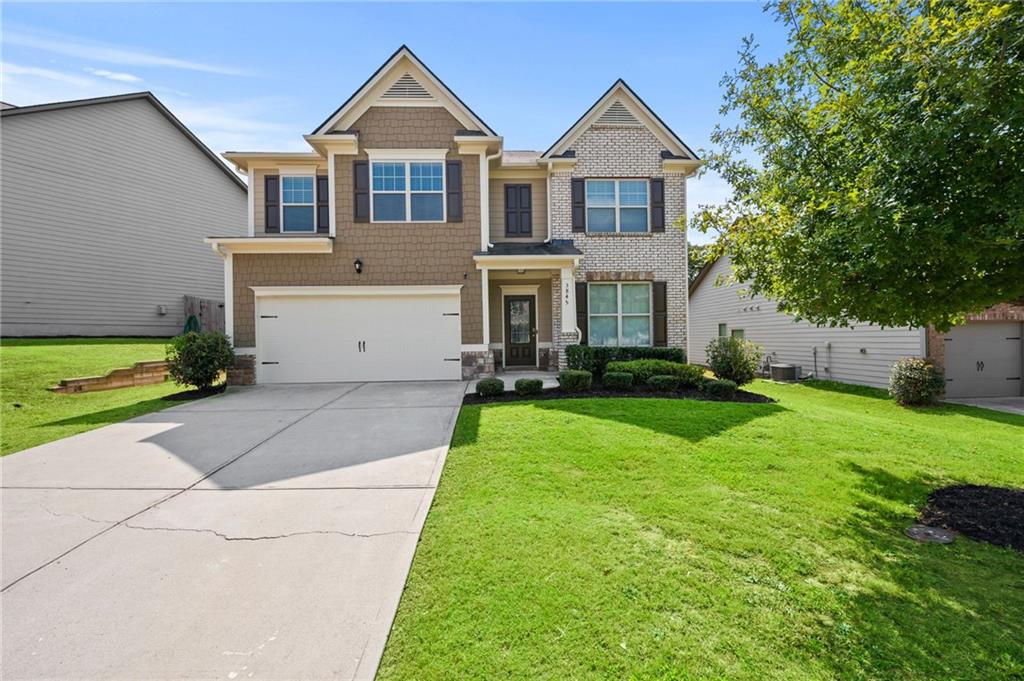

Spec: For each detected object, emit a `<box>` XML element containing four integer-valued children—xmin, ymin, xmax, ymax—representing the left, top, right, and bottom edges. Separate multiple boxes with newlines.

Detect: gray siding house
<box><xmin>1</xmin><ymin>93</ymin><xmax>246</xmax><ymax>336</ymax></box>
<box><xmin>689</xmin><ymin>254</ymin><xmax>1023</xmax><ymax>398</ymax></box>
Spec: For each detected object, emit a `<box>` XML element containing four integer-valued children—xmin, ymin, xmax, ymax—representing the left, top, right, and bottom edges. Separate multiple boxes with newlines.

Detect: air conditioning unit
<box><xmin>770</xmin><ymin>364</ymin><xmax>800</xmax><ymax>382</ymax></box>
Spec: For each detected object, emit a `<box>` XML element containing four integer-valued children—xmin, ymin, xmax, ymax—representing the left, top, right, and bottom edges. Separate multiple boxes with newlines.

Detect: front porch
<box><xmin>468</xmin><ymin>368</ymin><xmax>560</xmax><ymax>393</ymax></box>
<box><xmin>474</xmin><ymin>242</ymin><xmax>583</xmax><ymax>373</ymax></box>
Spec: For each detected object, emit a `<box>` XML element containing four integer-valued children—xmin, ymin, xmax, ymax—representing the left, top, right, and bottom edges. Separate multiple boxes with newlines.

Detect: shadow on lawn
<box><xmin>826</xmin><ymin>462</ymin><xmax>1024</xmax><ymax>678</ymax></box>
<box><xmin>38</xmin><ymin>397</ymin><xmax>172</xmax><ymax>428</ymax></box>
<box><xmin>456</xmin><ymin>397</ymin><xmax>787</xmax><ymax>445</ymax></box>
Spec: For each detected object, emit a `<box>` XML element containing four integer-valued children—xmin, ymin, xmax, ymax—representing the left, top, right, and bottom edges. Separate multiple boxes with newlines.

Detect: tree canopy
<box><xmin>693</xmin><ymin>0</ymin><xmax>1024</xmax><ymax>330</ymax></box>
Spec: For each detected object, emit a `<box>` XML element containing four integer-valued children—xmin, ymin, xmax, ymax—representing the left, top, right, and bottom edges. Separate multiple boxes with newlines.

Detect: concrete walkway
<box><xmin>1</xmin><ymin>381</ymin><xmax>465</xmax><ymax>680</ymax></box>
<box><xmin>944</xmin><ymin>396</ymin><xmax>1024</xmax><ymax>416</ymax></box>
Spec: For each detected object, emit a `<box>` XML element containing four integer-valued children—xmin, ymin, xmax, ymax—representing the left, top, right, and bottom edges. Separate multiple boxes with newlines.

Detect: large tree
<box><xmin>693</xmin><ymin>0</ymin><xmax>1024</xmax><ymax>330</ymax></box>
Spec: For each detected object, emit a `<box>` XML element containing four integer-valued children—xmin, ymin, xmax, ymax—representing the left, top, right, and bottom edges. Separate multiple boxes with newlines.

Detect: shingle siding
<box><xmin>0</xmin><ymin>98</ymin><xmax>246</xmax><ymax>336</ymax></box>
<box><xmin>689</xmin><ymin>255</ymin><xmax>924</xmax><ymax>388</ymax></box>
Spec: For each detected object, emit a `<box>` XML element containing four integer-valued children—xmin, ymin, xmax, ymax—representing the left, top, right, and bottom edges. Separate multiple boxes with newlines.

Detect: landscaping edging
<box><xmin>49</xmin><ymin>360</ymin><xmax>169</xmax><ymax>394</ymax></box>
<box><xmin>464</xmin><ymin>385</ymin><xmax>774</xmax><ymax>405</ymax></box>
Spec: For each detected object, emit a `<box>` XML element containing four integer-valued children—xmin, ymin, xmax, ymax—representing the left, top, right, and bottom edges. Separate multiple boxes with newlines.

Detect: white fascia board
<box><xmin>364</xmin><ymin>148</ymin><xmax>449</xmax><ymax>161</ymax></box>
<box><xmin>223</xmin><ymin>152</ymin><xmax>323</xmax><ymax>172</ymax></box>
<box><xmin>474</xmin><ymin>254</ymin><xmax>580</xmax><ymax>270</ymax></box>
<box><xmin>250</xmin><ymin>285</ymin><xmax>463</xmax><ymax>298</ymax></box>
<box><xmin>204</xmin><ymin>237</ymin><xmax>334</xmax><ymax>254</ymax></box>
<box><xmin>304</xmin><ymin>134</ymin><xmax>359</xmax><ymax>156</ymax></box>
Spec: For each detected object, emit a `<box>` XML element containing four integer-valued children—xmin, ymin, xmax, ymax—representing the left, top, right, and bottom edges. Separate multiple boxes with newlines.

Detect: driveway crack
<box><xmin>121</xmin><ymin>522</ymin><xmax>417</xmax><ymax>541</ymax></box>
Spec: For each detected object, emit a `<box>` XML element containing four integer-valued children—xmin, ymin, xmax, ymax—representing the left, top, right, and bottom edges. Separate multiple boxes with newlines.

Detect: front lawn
<box><xmin>1</xmin><ymin>338</ymin><xmax>187</xmax><ymax>456</ymax></box>
<box><xmin>379</xmin><ymin>381</ymin><xmax>1024</xmax><ymax>680</ymax></box>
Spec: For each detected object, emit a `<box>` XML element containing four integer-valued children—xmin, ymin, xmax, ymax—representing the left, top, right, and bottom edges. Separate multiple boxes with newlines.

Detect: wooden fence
<box><xmin>183</xmin><ymin>295</ymin><xmax>225</xmax><ymax>333</ymax></box>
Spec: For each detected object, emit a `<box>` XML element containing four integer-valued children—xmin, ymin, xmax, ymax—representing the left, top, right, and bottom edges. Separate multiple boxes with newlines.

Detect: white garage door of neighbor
<box><xmin>943</xmin><ymin>321</ymin><xmax>1023</xmax><ymax>398</ymax></box>
<box><xmin>256</xmin><ymin>292</ymin><xmax>463</xmax><ymax>383</ymax></box>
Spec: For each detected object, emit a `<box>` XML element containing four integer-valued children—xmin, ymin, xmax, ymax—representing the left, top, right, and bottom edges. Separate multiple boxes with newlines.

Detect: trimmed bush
<box><xmin>476</xmin><ymin>377</ymin><xmax>505</xmax><ymax>397</ymax></box>
<box><xmin>703</xmin><ymin>378</ymin><xmax>738</xmax><ymax>399</ymax></box>
<box><xmin>166</xmin><ymin>331</ymin><xmax>234</xmax><ymax>390</ymax></box>
<box><xmin>705</xmin><ymin>337</ymin><xmax>763</xmax><ymax>386</ymax></box>
<box><xmin>889</xmin><ymin>357</ymin><xmax>945</xmax><ymax>406</ymax></box>
<box><xmin>514</xmin><ymin>378</ymin><xmax>543</xmax><ymax>396</ymax></box>
<box><xmin>605</xmin><ymin>359</ymin><xmax>705</xmax><ymax>387</ymax></box>
<box><xmin>565</xmin><ymin>345</ymin><xmax>686</xmax><ymax>378</ymax></box>
<box><xmin>648</xmin><ymin>374</ymin><xmax>681</xmax><ymax>392</ymax></box>
<box><xmin>602</xmin><ymin>371</ymin><xmax>634</xmax><ymax>391</ymax></box>
<box><xmin>558</xmin><ymin>369</ymin><xmax>592</xmax><ymax>393</ymax></box>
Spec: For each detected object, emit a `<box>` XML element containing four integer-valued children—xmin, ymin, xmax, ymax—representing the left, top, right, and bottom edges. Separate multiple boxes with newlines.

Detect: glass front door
<box><xmin>504</xmin><ymin>296</ymin><xmax>536</xmax><ymax>366</ymax></box>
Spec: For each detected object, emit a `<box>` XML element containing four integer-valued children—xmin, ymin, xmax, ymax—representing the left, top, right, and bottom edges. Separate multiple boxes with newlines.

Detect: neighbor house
<box><xmin>0</xmin><ymin>93</ymin><xmax>247</xmax><ymax>336</ymax></box>
<box><xmin>688</xmin><ymin>254</ymin><xmax>1024</xmax><ymax>398</ymax></box>
<box><xmin>209</xmin><ymin>46</ymin><xmax>699</xmax><ymax>384</ymax></box>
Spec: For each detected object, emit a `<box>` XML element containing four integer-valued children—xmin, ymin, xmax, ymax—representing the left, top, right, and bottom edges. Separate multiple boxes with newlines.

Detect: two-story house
<box><xmin>209</xmin><ymin>46</ymin><xmax>700</xmax><ymax>384</ymax></box>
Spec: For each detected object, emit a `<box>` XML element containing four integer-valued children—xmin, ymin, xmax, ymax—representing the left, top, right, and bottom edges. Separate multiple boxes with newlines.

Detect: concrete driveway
<box><xmin>1</xmin><ymin>381</ymin><xmax>465</xmax><ymax>680</ymax></box>
<box><xmin>943</xmin><ymin>396</ymin><xmax>1024</xmax><ymax>416</ymax></box>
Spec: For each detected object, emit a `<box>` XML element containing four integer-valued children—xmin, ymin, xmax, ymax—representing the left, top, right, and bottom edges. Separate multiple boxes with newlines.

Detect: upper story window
<box><xmin>281</xmin><ymin>176</ymin><xmax>315</xmax><ymax>232</ymax></box>
<box><xmin>588</xmin><ymin>282</ymin><xmax>651</xmax><ymax>347</ymax></box>
<box><xmin>371</xmin><ymin>161</ymin><xmax>444</xmax><ymax>222</ymax></box>
<box><xmin>586</xmin><ymin>179</ymin><xmax>648</xmax><ymax>233</ymax></box>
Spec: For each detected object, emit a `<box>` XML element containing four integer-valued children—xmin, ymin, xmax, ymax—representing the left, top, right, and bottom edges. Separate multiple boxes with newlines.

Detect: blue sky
<box><xmin>1</xmin><ymin>2</ymin><xmax>788</xmax><ymax>242</ymax></box>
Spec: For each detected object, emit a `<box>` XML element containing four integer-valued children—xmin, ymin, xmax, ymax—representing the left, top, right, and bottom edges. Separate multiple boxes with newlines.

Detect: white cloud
<box><xmin>5</xmin><ymin>28</ymin><xmax>247</xmax><ymax>76</ymax></box>
<box><xmin>2</xmin><ymin>62</ymin><xmax>96</xmax><ymax>88</ymax></box>
<box><xmin>85</xmin><ymin>67</ymin><xmax>142</xmax><ymax>83</ymax></box>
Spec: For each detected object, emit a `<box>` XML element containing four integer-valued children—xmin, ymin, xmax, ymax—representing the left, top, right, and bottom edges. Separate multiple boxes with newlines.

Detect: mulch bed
<box><xmin>464</xmin><ymin>385</ymin><xmax>774</xmax><ymax>406</ymax></box>
<box><xmin>919</xmin><ymin>484</ymin><xmax>1024</xmax><ymax>552</ymax></box>
<box><xmin>161</xmin><ymin>384</ymin><xmax>227</xmax><ymax>401</ymax></box>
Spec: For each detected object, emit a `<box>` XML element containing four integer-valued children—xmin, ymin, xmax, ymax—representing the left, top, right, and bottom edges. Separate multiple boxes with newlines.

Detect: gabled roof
<box><xmin>689</xmin><ymin>254</ymin><xmax>725</xmax><ymax>296</ymax></box>
<box><xmin>312</xmin><ymin>45</ymin><xmax>496</xmax><ymax>137</ymax></box>
<box><xmin>542</xmin><ymin>79</ymin><xmax>699</xmax><ymax>161</ymax></box>
<box><xmin>0</xmin><ymin>92</ymin><xmax>246</xmax><ymax>191</ymax></box>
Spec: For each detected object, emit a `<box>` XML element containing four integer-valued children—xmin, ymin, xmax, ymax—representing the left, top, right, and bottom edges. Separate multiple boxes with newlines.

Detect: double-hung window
<box><xmin>281</xmin><ymin>176</ymin><xmax>315</xmax><ymax>232</ymax></box>
<box><xmin>586</xmin><ymin>179</ymin><xmax>648</xmax><ymax>233</ymax></box>
<box><xmin>588</xmin><ymin>283</ymin><xmax>652</xmax><ymax>346</ymax></box>
<box><xmin>371</xmin><ymin>161</ymin><xmax>444</xmax><ymax>222</ymax></box>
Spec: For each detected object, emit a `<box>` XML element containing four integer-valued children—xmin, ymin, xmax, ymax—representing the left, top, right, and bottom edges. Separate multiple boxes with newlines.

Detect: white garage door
<box><xmin>255</xmin><ymin>288</ymin><xmax>462</xmax><ymax>383</ymax></box>
<box><xmin>943</xmin><ymin>322</ymin><xmax>1022</xmax><ymax>398</ymax></box>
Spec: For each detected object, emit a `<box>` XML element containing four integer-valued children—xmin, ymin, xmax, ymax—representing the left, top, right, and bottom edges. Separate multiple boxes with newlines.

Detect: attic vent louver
<box><xmin>597</xmin><ymin>100</ymin><xmax>641</xmax><ymax>126</ymax></box>
<box><xmin>381</xmin><ymin>73</ymin><xmax>433</xmax><ymax>100</ymax></box>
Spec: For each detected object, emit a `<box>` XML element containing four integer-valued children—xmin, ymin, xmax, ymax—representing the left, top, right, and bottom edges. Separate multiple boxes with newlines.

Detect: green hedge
<box><xmin>703</xmin><ymin>378</ymin><xmax>738</xmax><ymax>399</ymax></box>
<box><xmin>604</xmin><ymin>359</ymin><xmax>705</xmax><ymax>387</ymax></box>
<box><xmin>602</xmin><ymin>371</ymin><xmax>634</xmax><ymax>390</ymax></box>
<box><xmin>565</xmin><ymin>345</ymin><xmax>685</xmax><ymax>378</ymax></box>
<box><xmin>648</xmin><ymin>374</ymin><xmax>681</xmax><ymax>392</ymax></box>
<box><xmin>476</xmin><ymin>377</ymin><xmax>505</xmax><ymax>397</ymax></box>
<box><xmin>558</xmin><ymin>370</ymin><xmax>593</xmax><ymax>393</ymax></box>
<box><xmin>514</xmin><ymin>378</ymin><xmax>544</xmax><ymax>396</ymax></box>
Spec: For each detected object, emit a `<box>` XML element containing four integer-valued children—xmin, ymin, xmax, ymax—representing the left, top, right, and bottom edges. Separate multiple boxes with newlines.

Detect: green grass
<box><xmin>1</xmin><ymin>338</ymin><xmax>188</xmax><ymax>456</ymax></box>
<box><xmin>379</xmin><ymin>380</ymin><xmax>1024</xmax><ymax>680</ymax></box>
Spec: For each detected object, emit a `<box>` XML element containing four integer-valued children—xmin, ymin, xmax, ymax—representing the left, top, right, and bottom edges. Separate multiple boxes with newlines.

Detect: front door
<box><xmin>504</xmin><ymin>296</ymin><xmax>536</xmax><ymax>366</ymax></box>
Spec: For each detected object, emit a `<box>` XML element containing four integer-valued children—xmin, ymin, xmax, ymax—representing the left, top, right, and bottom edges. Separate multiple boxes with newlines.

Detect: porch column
<box><xmin>481</xmin><ymin>267</ymin><xmax>490</xmax><ymax>346</ymax></box>
<box><xmin>560</xmin><ymin>266</ymin><xmax>576</xmax><ymax>335</ymax></box>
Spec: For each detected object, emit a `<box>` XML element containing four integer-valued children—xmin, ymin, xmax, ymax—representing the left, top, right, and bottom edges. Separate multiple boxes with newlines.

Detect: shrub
<box><xmin>514</xmin><ymin>378</ymin><xmax>543</xmax><ymax>396</ymax></box>
<box><xmin>476</xmin><ymin>377</ymin><xmax>505</xmax><ymax>397</ymax></box>
<box><xmin>558</xmin><ymin>369</ymin><xmax>592</xmax><ymax>393</ymax></box>
<box><xmin>605</xmin><ymin>359</ymin><xmax>705</xmax><ymax>387</ymax></box>
<box><xmin>889</xmin><ymin>357</ymin><xmax>945</xmax><ymax>406</ymax></box>
<box><xmin>648</xmin><ymin>374</ymin><xmax>681</xmax><ymax>392</ymax></box>
<box><xmin>703</xmin><ymin>378</ymin><xmax>738</xmax><ymax>399</ymax></box>
<box><xmin>705</xmin><ymin>337</ymin><xmax>763</xmax><ymax>386</ymax></box>
<box><xmin>166</xmin><ymin>331</ymin><xmax>234</xmax><ymax>391</ymax></box>
<box><xmin>565</xmin><ymin>345</ymin><xmax>685</xmax><ymax>378</ymax></box>
<box><xmin>602</xmin><ymin>371</ymin><xmax>634</xmax><ymax>391</ymax></box>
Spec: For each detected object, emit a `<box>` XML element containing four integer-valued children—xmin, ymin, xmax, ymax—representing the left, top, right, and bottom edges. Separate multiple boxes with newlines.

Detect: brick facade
<box><xmin>234</xmin><ymin>107</ymin><xmax>483</xmax><ymax>353</ymax></box>
<box><xmin>549</xmin><ymin>124</ymin><xmax>688</xmax><ymax>367</ymax></box>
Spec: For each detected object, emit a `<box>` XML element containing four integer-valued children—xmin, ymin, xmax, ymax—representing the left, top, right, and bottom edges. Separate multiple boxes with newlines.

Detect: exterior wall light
<box><xmin>354</xmin><ymin>258</ymin><xmax>363</xmax><ymax>274</ymax></box>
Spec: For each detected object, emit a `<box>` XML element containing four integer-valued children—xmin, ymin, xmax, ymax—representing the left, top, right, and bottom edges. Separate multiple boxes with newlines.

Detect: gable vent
<box><xmin>381</xmin><ymin>73</ymin><xmax>433</xmax><ymax>100</ymax></box>
<box><xmin>596</xmin><ymin>100</ymin><xmax>641</xmax><ymax>126</ymax></box>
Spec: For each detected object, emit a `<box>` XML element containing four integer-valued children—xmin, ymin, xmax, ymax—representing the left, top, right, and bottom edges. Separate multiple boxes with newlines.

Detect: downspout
<box><xmin>545</xmin><ymin>161</ymin><xmax>553</xmax><ymax>243</ymax></box>
<box><xmin>480</xmin><ymin>147</ymin><xmax>502</xmax><ymax>250</ymax></box>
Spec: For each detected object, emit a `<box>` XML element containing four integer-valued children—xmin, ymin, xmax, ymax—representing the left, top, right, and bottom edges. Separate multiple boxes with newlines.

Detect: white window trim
<box><xmin>369</xmin><ymin>160</ymin><xmax>446</xmax><ymax>224</ymax></box>
<box><xmin>585</xmin><ymin>179</ymin><xmax>650</xmax><ymax>233</ymax></box>
<box><xmin>280</xmin><ymin>175</ymin><xmax>317</xmax><ymax>234</ymax></box>
<box><xmin>588</xmin><ymin>282</ymin><xmax>653</xmax><ymax>347</ymax></box>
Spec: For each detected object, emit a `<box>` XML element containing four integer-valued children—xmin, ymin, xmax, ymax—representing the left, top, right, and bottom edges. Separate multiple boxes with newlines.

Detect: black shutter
<box><xmin>316</xmin><ymin>175</ymin><xmax>329</xmax><ymax>234</ymax></box>
<box><xmin>353</xmin><ymin>161</ymin><xmax>369</xmax><ymax>223</ymax></box>
<box><xmin>446</xmin><ymin>160</ymin><xmax>463</xmax><ymax>223</ymax></box>
<box><xmin>505</xmin><ymin>184</ymin><xmax>532</xmax><ymax>236</ymax></box>
<box><xmin>575</xmin><ymin>281</ymin><xmax>588</xmax><ymax>345</ymax></box>
<box><xmin>650</xmin><ymin>178</ymin><xmax>665</xmax><ymax>232</ymax></box>
<box><xmin>571</xmin><ymin>178</ymin><xmax>586</xmax><ymax>232</ymax></box>
<box><xmin>264</xmin><ymin>175</ymin><xmax>280</xmax><ymax>233</ymax></box>
<box><xmin>653</xmin><ymin>281</ymin><xmax>668</xmax><ymax>346</ymax></box>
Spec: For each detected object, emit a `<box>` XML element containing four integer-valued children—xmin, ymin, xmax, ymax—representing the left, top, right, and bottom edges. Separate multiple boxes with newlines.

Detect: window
<box><xmin>718</xmin><ymin>323</ymin><xmax>728</xmax><ymax>337</ymax></box>
<box><xmin>281</xmin><ymin>176</ymin><xmax>315</xmax><ymax>232</ymax></box>
<box><xmin>588</xmin><ymin>283</ymin><xmax>651</xmax><ymax>347</ymax></box>
<box><xmin>585</xmin><ymin>179</ymin><xmax>648</xmax><ymax>233</ymax></box>
<box><xmin>371</xmin><ymin>161</ymin><xmax>444</xmax><ymax>222</ymax></box>
<box><xmin>731</xmin><ymin>329</ymin><xmax>745</xmax><ymax>339</ymax></box>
